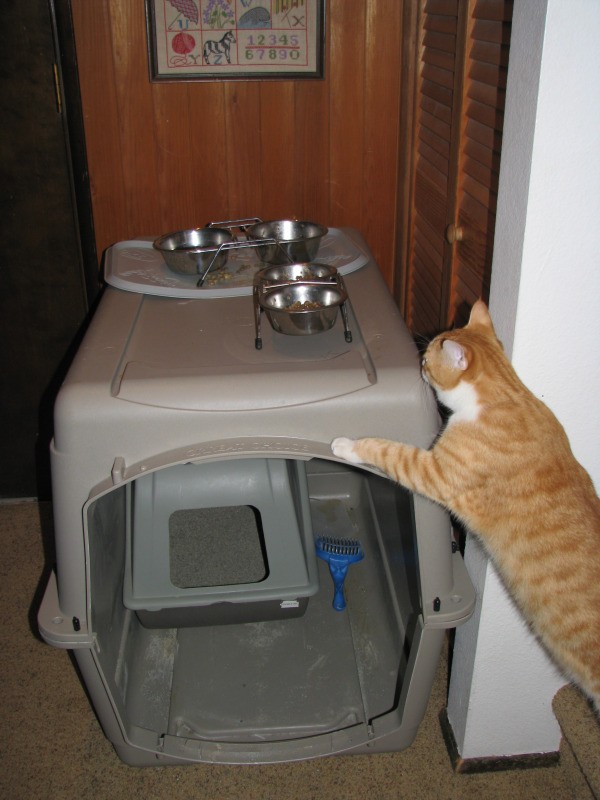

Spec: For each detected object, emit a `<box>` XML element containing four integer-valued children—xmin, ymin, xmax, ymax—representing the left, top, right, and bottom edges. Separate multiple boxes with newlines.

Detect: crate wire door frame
<box><xmin>146</xmin><ymin>0</ymin><xmax>325</xmax><ymax>81</ymax></box>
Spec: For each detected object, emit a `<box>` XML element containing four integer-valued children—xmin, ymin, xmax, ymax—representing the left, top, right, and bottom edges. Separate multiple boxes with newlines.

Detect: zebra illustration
<box><xmin>203</xmin><ymin>31</ymin><xmax>236</xmax><ymax>65</ymax></box>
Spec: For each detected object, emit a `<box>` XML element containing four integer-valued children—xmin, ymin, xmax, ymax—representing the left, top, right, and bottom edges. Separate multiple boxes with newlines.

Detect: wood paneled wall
<box><xmin>71</xmin><ymin>1</ymin><xmax>404</xmax><ymax>289</ymax></box>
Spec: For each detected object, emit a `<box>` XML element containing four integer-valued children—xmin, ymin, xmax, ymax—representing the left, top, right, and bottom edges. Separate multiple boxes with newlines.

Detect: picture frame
<box><xmin>146</xmin><ymin>0</ymin><xmax>325</xmax><ymax>82</ymax></box>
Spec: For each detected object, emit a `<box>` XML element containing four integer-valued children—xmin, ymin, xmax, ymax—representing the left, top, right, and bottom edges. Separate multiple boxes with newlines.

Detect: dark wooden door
<box><xmin>397</xmin><ymin>0</ymin><xmax>513</xmax><ymax>337</ymax></box>
<box><xmin>0</xmin><ymin>0</ymin><xmax>94</xmax><ymax>497</ymax></box>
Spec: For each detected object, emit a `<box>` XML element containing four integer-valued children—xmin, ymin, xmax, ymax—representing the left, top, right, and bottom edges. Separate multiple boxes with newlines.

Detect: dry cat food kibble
<box><xmin>203</xmin><ymin>262</ymin><xmax>253</xmax><ymax>287</ymax></box>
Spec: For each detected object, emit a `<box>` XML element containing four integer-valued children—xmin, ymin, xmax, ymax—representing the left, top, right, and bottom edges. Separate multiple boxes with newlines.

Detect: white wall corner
<box><xmin>448</xmin><ymin>538</ymin><xmax>563</xmax><ymax>758</ymax></box>
<box><xmin>446</xmin><ymin>0</ymin><xmax>600</xmax><ymax>759</ymax></box>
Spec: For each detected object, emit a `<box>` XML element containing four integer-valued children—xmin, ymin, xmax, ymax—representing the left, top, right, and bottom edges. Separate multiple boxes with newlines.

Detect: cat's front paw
<box><xmin>331</xmin><ymin>437</ymin><xmax>364</xmax><ymax>465</ymax></box>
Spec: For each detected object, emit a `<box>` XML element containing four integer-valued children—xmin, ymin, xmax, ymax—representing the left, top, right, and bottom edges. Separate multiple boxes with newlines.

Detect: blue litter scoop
<box><xmin>315</xmin><ymin>537</ymin><xmax>364</xmax><ymax>611</ymax></box>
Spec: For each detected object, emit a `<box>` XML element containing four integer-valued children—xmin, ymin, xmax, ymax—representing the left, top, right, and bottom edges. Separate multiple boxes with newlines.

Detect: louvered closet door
<box><xmin>400</xmin><ymin>0</ymin><xmax>512</xmax><ymax>338</ymax></box>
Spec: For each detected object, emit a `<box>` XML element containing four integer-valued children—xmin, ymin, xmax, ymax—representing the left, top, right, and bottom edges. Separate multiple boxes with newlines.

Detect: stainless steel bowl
<box><xmin>259</xmin><ymin>282</ymin><xmax>347</xmax><ymax>336</ymax></box>
<box><xmin>247</xmin><ymin>220</ymin><xmax>328</xmax><ymax>265</ymax></box>
<box><xmin>153</xmin><ymin>228</ymin><xmax>233</xmax><ymax>275</ymax></box>
<box><xmin>256</xmin><ymin>262</ymin><xmax>336</xmax><ymax>283</ymax></box>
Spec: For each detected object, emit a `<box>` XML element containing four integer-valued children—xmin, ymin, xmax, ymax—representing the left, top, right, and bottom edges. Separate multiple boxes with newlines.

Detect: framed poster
<box><xmin>146</xmin><ymin>0</ymin><xmax>325</xmax><ymax>81</ymax></box>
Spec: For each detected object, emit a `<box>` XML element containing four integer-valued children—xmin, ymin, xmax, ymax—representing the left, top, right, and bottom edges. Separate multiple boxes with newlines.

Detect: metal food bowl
<box><xmin>258</xmin><ymin>282</ymin><xmax>347</xmax><ymax>336</ymax></box>
<box><xmin>257</xmin><ymin>262</ymin><xmax>336</xmax><ymax>283</ymax></box>
<box><xmin>247</xmin><ymin>220</ymin><xmax>328</xmax><ymax>265</ymax></box>
<box><xmin>153</xmin><ymin>228</ymin><xmax>233</xmax><ymax>275</ymax></box>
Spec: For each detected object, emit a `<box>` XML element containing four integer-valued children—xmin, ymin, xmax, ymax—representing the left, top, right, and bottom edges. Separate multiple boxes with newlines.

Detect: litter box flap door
<box><xmin>168</xmin><ymin>506</ymin><xmax>268</xmax><ymax>590</ymax></box>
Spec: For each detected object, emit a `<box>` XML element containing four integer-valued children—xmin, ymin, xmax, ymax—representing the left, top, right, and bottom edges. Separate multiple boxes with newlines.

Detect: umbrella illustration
<box><xmin>167</xmin><ymin>0</ymin><xmax>199</xmax><ymax>25</ymax></box>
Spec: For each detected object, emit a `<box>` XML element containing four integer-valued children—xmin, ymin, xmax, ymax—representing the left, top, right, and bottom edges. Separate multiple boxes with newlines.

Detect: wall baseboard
<box><xmin>439</xmin><ymin>708</ymin><xmax>560</xmax><ymax>774</ymax></box>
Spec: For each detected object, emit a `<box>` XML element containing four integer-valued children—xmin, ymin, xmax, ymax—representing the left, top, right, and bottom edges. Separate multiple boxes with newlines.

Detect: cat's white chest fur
<box><xmin>435</xmin><ymin>380</ymin><xmax>481</xmax><ymax>424</ymax></box>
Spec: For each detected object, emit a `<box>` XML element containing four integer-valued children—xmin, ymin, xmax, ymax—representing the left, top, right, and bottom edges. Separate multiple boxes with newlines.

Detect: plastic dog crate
<box><xmin>38</xmin><ymin>229</ymin><xmax>475</xmax><ymax>765</ymax></box>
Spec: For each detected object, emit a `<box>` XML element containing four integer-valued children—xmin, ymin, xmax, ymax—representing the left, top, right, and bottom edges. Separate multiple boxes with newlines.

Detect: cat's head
<box><xmin>421</xmin><ymin>300</ymin><xmax>503</xmax><ymax>399</ymax></box>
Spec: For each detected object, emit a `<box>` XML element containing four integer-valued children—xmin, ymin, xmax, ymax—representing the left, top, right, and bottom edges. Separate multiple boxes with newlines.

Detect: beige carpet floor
<box><xmin>0</xmin><ymin>500</ymin><xmax>582</xmax><ymax>800</ymax></box>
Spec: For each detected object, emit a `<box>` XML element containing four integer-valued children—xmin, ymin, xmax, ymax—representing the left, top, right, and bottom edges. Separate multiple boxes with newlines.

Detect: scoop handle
<box><xmin>327</xmin><ymin>559</ymin><xmax>350</xmax><ymax>611</ymax></box>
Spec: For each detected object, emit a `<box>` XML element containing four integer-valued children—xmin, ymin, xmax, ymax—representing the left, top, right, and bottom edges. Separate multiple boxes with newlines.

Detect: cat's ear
<box><xmin>442</xmin><ymin>339</ymin><xmax>470</xmax><ymax>371</ymax></box>
<box><xmin>468</xmin><ymin>300</ymin><xmax>495</xmax><ymax>332</ymax></box>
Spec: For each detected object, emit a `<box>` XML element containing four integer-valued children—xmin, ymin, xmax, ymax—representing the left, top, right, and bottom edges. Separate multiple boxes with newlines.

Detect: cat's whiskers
<box><xmin>418</xmin><ymin>373</ymin><xmax>436</xmax><ymax>414</ymax></box>
<box><xmin>413</xmin><ymin>333</ymin><xmax>432</xmax><ymax>357</ymax></box>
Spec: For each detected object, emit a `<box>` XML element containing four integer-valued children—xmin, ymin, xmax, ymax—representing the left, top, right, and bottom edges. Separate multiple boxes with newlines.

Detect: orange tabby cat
<box><xmin>332</xmin><ymin>300</ymin><xmax>600</xmax><ymax>710</ymax></box>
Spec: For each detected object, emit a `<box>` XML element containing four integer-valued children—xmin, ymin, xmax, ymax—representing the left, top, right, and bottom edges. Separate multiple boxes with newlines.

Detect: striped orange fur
<box><xmin>332</xmin><ymin>300</ymin><xmax>600</xmax><ymax>710</ymax></box>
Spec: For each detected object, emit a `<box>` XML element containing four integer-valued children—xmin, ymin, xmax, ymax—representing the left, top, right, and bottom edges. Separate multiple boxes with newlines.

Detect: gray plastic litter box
<box><xmin>38</xmin><ymin>228</ymin><xmax>475</xmax><ymax>766</ymax></box>
<box><xmin>125</xmin><ymin>458</ymin><xmax>318</xmax><ymax>627</ymax></box>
